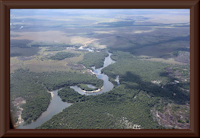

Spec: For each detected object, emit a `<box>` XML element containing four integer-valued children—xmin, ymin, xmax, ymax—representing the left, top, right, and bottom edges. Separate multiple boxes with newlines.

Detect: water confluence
<box><xmin>17</xmin><ymin>51</ymin><xmax>116</xmax><ymax>129</ymax></box>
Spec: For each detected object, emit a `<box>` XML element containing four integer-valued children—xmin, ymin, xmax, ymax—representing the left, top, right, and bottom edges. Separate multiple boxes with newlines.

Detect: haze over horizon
<box><xmin>10</xmin><ymin>9</ymin><xmax>190</xmax><ymax>129</ymax></box>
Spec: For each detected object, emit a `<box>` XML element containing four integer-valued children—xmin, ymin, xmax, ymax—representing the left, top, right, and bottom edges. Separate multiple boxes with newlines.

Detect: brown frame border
<box><xmin>0</xmin><ymin>0</ymin><xmax>199</xmax><ymax>137</ymax></box>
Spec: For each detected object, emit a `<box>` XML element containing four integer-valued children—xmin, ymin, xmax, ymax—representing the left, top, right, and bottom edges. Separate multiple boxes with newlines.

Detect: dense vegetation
<box><xmin>49</xmin><ymin>52</ymin><xmax>80</xmax><ymax>60</ymax></box>
<box><xmin>38</xmin><ymin>85</ymin><xmax>165</xmax><ymax>129</ymax></box>
<box><xmin>10</xmin><ymin>68</ymin><xmax>51</xmax><ymax>124</ymax></box>
<box><xmin>58</xmin><ymin>87</ymin><xmax>92</xmax><ymax>103</ymax></box>
<box><xmin>10</xmin><ymin>68</ymin><xmax>103</xmax><ymax>125</ymax></box>
<box><xmin>78</xmin><ymin>51</ymin><xmax>108</xmax><ymax>69</ymax></box>
<box><xmin>103</xmin><ymin>51</ymin><xmax>170</xmax><ymax>85</ymax></box>
<box><xmin>100</xmin><ymin>27</ymin><xmax>190</xmax><ymax>60</ymax></box>
<box><xmin>102</xmin><ymin>51</ymin><xmax>190</xmax><ymax>104</ymax></box>
<box><xmin>36</xmin><ymin>71</ymin><xmax>103</xmax><ymax>91</ymax></box>
<box><xmin>38</xmin><ymin>50</ymin><xmax>190</xmax><ymax>129</ymax></box>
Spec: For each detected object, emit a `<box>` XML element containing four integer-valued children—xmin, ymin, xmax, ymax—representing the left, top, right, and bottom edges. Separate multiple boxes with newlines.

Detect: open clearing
<box><xmin>10</xmin><ymin>47</ymin><xmax>85</xmax><ymax>73</ymax></box>
<box><xmin>140</xmin><ymin>57</ymin><xmax>186</xmax><ymax>65</ymax></box>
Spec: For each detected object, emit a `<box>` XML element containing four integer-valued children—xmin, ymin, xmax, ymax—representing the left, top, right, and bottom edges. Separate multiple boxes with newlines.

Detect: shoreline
<box><xmin>48</xmin><ymin>91</ymin><xmax>54</xmax><ymax>98</ymax></box>
<box><xmin>14</xmin><ymin>107</ymin><xmax>25</xmax><ymax>128</ymax></box>
<box><xmin>12</xmin><ymin>98</ymin><xmax>26</xmax><ymax>128</ymax></box>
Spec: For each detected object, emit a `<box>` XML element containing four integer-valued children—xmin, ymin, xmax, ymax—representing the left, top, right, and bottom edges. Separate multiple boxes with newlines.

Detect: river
<box><xmin>17</xmin><ymin>51</ymin><xmax>115</xmax><ymax>129</ymax></box>
<box><xmin>17</xmin><ymin>89</ymin><xmax>72</xmax><ymax>129</ymax></box>
<box><xmin>70</xmin><ymin>52</ymin><xmax>116</xmax><ymax>96</ymax></box>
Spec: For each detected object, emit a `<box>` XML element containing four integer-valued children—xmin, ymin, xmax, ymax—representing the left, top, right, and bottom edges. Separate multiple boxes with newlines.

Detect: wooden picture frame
<box><xmin>0</xmin><ymin>0</ymin><xmax>199</xmax><ymax>137</ymax></box>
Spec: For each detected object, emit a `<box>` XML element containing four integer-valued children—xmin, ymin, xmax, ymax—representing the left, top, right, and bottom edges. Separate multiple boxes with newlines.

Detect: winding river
<box><xmin>70</xmin><ymin>52</ymin><xmax>116</xmax><ymax>96</ymax></box>
<box><xmin>17</xmin><ymin>52</ymin><xmax>115</xmax><ymax>129</ymax></box>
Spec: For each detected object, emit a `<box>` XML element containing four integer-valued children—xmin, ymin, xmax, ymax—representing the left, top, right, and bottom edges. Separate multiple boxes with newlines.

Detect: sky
<box><xmin>10</xmin><ymin>9</ymin><xmax>190</xmax><ymax>25</ymax></box>
<box><xmin>11</xmin><ymin>9</ymin><xmax>190</xmax><ymax>16</ymax></box>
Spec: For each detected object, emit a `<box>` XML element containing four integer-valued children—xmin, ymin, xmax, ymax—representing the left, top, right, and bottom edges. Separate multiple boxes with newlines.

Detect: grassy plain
<box><xmin>10</xmin><ymin>47</ymin><xmax>85</xmax><ymax>73</ymax></box>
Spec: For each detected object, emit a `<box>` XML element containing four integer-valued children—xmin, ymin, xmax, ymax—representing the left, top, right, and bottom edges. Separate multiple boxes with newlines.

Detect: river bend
<box><xmin>17</xmin><ymin>52</ymin><xmax>115</xmax><ymax>129</ymax></box>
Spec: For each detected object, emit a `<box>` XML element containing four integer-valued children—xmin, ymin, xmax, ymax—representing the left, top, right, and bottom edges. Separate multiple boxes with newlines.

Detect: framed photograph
<box><xmin>0</xmin><ymin>0</ymin><xmax>199</xmax><ymax>137</ymax></box>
